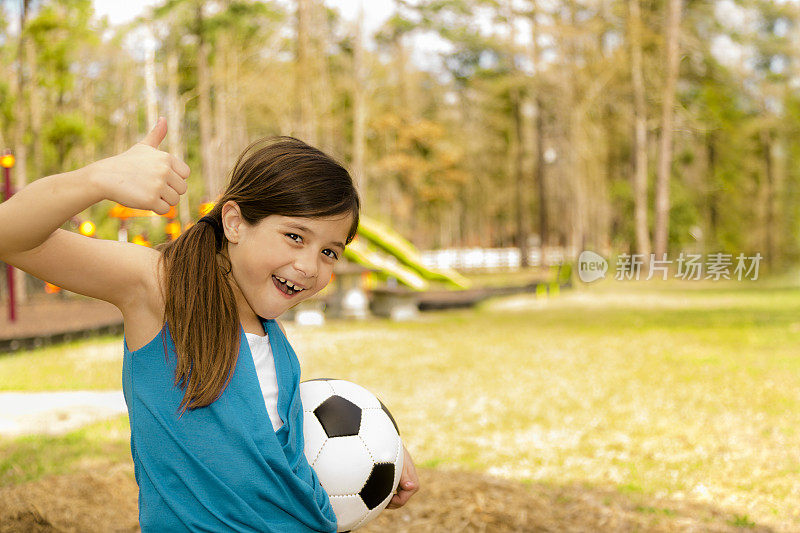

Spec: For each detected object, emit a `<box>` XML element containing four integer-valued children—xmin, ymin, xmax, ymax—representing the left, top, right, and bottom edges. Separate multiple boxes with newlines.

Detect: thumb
<box><xmin>140</xmin><ymin>117</ymin><xmax>167</xmax><ymax>149</ymax></box>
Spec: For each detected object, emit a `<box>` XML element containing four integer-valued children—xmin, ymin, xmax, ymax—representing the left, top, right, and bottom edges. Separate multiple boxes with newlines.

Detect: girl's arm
<box><xmin>0</xmin><ymin>118</ymin><xmax>190</xmax><ymax>311</ymax></box>
<box><xmin>0</xmin><ymin>166</ymin><xmax>105</xmax><ymax>256</ymax></box>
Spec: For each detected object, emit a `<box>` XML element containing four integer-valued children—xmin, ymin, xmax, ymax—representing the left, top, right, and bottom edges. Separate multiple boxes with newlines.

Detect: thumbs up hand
<box><xmin>88</xmin><ymin>117</ymin><xmax>191</xmax><ymax>215</ymax></box>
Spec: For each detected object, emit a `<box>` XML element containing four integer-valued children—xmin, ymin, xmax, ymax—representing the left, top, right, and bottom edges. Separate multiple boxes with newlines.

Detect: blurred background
<box><xmin>1</xmin><ymin>0</ymin><xmax>798</xmax><ymax>272</ymax></box>
<box><xmin>2</xmin><ymin>1</ymin><xmax>800</xmax><ymax>531</ymax></box>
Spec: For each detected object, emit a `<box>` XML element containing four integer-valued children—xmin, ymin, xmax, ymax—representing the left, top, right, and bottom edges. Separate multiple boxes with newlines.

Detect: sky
<box><xmin>8</xmin><ymin>0</ymin><xmax>787</xmax><ymax>79</ymax></box>
<box><xmin>91</xmin><ymin>0</ymin><xmax>781</xmax><ymax>77</ymax></box>
<box><xmin>90</xmin><ymin>0</ymin><xmax>449</xmax><ymax>72</ymax></box>
<box><xmin>94</xmin><ymin>0</ymin><xmax>394</xmax><ymax>34</ymax></box>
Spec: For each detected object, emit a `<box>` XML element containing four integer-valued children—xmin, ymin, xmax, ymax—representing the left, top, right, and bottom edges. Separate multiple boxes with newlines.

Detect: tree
<box><xmin>653</xmin><ymin>0</ymin><xmax>683</xmax><ymax>257</ymax></box>
<box><xmin>629</xmin><ymin>0</ymin><xmax>650</xmax><ymax>257</ymax></box>
<box><xmin>351</xmin><ymin>3</ymin><xmax>367</xmax><ymax>193</ymax></box>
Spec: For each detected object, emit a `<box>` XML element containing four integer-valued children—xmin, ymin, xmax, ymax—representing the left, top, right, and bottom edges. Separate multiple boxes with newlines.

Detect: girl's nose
<box><xmin>293</xmin><ymin>252</ymin><xmax>318</xmax><ymax>281</ymax></box>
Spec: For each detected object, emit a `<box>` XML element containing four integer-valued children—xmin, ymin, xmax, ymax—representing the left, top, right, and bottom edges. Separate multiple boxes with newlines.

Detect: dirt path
<box><xmin>0</xmin><ymin>466</ymin><xmax>777</xmax><ymax>532</ymax></box>
<box><xmin>0</xmin><ymin>391</ymin><xmax>126</xmax><ymax>437</ymax></box>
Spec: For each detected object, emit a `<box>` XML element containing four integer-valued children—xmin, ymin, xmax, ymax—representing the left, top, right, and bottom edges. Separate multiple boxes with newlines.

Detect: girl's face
<box><xmin>220</xmin><ymin>201</ymin><xmax>353</xmax><ymax>320</ymax></box>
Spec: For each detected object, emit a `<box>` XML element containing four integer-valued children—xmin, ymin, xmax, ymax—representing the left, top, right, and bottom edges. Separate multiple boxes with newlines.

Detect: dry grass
<box><xmin>0</xmin><ymin>466</ymin><xmax>775</xmax><ymax>532</ymax></box>
<box><xmin>2</xmin><ymin>279</ymin><xmax>799</xmax><ymax>531</ymax></box>
<box><xmin>291</xmin><ymin>279</ymin><xmax>800</xmax><ymax>531</ymax></box>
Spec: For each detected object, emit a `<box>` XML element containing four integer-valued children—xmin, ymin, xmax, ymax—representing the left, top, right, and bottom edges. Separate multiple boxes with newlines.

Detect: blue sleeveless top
<box><xmin>122</xmin><ymin>317</ymin><xmax>337</xmax><ymax>532</ymax></box>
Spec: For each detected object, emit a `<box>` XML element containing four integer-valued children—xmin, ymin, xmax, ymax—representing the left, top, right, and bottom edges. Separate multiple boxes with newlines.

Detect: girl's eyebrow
<box><xmin>285</xmin><ymin>223</ymin><xmax>345</xmax><ymax>249</ymax></box>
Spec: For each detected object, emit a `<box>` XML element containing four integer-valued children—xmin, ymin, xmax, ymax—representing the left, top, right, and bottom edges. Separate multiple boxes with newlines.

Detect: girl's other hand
<box><xmin>386</xmin><ymin>445</ymin><xmax>419</xmax><ymax>510</ymax></box>
<box><xmin>89</xmin><ymin>117</ymin><xmax>191</xmax><ymax>215</ymax></box>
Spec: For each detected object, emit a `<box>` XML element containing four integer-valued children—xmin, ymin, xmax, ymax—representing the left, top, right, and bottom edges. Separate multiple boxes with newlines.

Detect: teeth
<box><xmin>275</xmin><ymin>275</ymin><xmax>303</xmax><ymax>292</ymax></box>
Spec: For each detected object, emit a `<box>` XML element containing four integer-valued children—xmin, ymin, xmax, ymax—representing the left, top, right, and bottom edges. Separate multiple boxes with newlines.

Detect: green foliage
<box><xmin>1</xmin><ymin>0</ymin><xmax>799</xmax><ymax>268</ymax></box>
<box><xmin>44</xmin><ymin>112</ymin><xmax>88</xmax><ymax>167</ymax></box>
<box><xmin>667</xmin><ymin>176</ymin><xmax>700</xmax><ymax>251</ymax></box>
<box><xmin>26</xmin><ymin>0</ymin><xmax>97</xmax><ymax>94</ymax></box>
<box><xmin>0</xmin><ymin>79</ymin><xmax>12</xmax><ymax>132</ymax></box>
<box><xmin>729</xmin><ymin>514</ymin><xmax>756</xmax><ymax>528</ymax></box>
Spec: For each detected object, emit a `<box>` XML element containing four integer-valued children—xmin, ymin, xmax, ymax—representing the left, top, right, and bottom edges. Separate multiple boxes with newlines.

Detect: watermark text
<box><xmin>578</xmin><ymin>252</ymin><xmax>762</xmax><ymax>283</ymax></box>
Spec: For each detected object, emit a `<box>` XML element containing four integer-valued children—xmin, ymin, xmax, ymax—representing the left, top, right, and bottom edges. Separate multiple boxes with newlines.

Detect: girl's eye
<box><xmin>286</xmin><ymin>233</ymin><xmax>338</xmax><ymax>260</ymax></box>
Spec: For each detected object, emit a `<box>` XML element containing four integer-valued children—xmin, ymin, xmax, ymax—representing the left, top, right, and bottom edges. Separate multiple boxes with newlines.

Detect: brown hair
<box><xmin>155</xmin><ymin>137</ymin><xmax>360</xmax><ymax>413</ymax></box>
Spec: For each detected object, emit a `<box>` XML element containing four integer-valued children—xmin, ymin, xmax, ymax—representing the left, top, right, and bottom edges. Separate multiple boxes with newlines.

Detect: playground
<box><xmin>2</xmin><ymin>0</ymin><xmax>800</xmax><ymax>530</ymax></box>
<box><xmin>1</xmin><ymin>279</ymin><xmax>798</xmax><ymax>531</ymax></box>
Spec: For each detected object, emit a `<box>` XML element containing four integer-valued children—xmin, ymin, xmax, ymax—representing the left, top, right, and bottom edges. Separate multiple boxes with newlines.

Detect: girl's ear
<box><xmin>220</xmin><ymin>201</ymin><xmax>243</xmax><ymax>244</ymax></box>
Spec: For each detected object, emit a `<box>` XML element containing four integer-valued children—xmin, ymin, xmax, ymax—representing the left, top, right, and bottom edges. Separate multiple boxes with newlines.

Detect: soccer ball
<box><xmin>300</xmin><ymin>378</ymin><xmax>404</xmax><ymax>532</ymax></box>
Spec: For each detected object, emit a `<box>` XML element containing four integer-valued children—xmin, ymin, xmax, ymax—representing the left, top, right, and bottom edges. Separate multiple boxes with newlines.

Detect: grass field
<box><xmin>1</xmin><ymin>278</ymin><xmax>799</xmax><ymax>530</ymax></box>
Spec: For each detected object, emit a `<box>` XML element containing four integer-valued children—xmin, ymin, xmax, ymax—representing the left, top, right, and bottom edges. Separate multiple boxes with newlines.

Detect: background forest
<box><xmin>1</xmin><ymin>0</ymin><xmax>799</xmax><ymax>275</ymax></box>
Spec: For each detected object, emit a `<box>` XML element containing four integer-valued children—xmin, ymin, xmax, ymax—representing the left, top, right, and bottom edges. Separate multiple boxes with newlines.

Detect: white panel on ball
<box><xmin>301</xmin><ymin>413</ymin><xmax>328</xmax><ymax>466</ymax></box>
<box><xmin>356</xmin><ymin>501</ymin><xmax>391</xmax><ymax>531</ymax></box>
<box><xmin>312</xmin><ymin>436</ymin><xmax>373</xmax><ymax>494</ymax></box>
<box><xmin>328</xmin><ymin>380</ymin><xmax>381</xmax><ymax>409</ymax></box>
<box><xmin>299</xmin><ymin>380</ymin><xmax>336</xmax><ymax>412</ymax></box>
<box><xmin>359</xmin><ymin>409</ymin><xmax>402</xmax><ymax>464</ymax></box>
<box><xmin>328</xmin><ymin>494</ymin><xmax>369</xmax><ymax>531</ymax></box>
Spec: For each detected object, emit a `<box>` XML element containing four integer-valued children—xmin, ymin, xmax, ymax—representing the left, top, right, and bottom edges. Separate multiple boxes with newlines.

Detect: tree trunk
<box><xmin>115</xmin><ymin>59</ymin><xmax>134</xmax><ymax>155</ymax></box>
<box><xmin>630</xmin><ymin>0</ymin><xmax>651</xmax><ymax>257</ymax></box>
<box><xmin>214</xmin><ymin>36</ymin><xmax>229</xmax><ymax>187</ymax></box>
<box><xmin>12</xmin><ymin>0</ymin><xmax>30</xmax><ymax>304</ymax></box>
<box><xmin>392</xmin><ymin>33</ymin><xmax>414</xmax><ymax>236</ymax></box>
<box><xmin>528</xmin><ymin>1</ymin><xmax>548</xmax><ymax>251</ymax></box>
<box><xmin>215</xmin><ymin>1</ymin><xmax>233</xmax><ymax>184</ymax></box>
<box><xmin>352</xmin><ymin>4</ymin><xmax>367</xmax><ymax>195</ymax></box>
<box><xmin>230</xmin><ymin>53</ymin><xmax>247</xmax><ymax>159</ymax></box>
<box><xmin>145</xmin><ymin>40</ymin><xmax>158</xmax><ymax>130</ymax></box>
<box><xmin>507</xmin><ymin>1</ymin><xmax>529</xmax><ymax>267</ymax></box>
<box><xmin>653</xmin><ymin>0</ymin><xmax>682</xmax><ymax>257</ymax></box>
<box><xmin>145</xmin><ymin>38</ymin><xmax>160</xmax><ymax>235</ymax></box>
<box><xmin>167</xmin><ymin>46</ymin><xmax>190</xmax><ymax>228</ymax></box>
<box><xmin>126</xmin><ymin>57</ymin><xmax>138</xmax><ymax>150</ymax></box>
<box><xmin>313</xmin><ymin>0</ymin><xmax>334</xmax><ymax>153</ymax></box>
<box><xmin>296</xmin><ymin>0</ymin><xmax>316</xmax><ymax>144</ymax></box>
<box><xmin>27</xmin><ymin>37</ymin><xmax>42</xmax><ymax>182</ymax></box>
<box><xmin>760</xmin><ymin>129</ymin><xmax>775</xmax><ymax>267</ymax></box>
<box><xmin>773</xmin><ymin>131</ymin><xmax>786</xmax><ymax>267</ymax></box>
<box><xmin>565</xmin><ymin>0</ymin><xmax>585</xmax><ymax>255</ymax></box>
<box><xmin>569</xmin><ymin>110</ymin><xmax>586</xmax><ymax>255</ymax></box>
<box><xmin>706</xmin><ymin>131</ymin><xmax>717</xmax><ymax>250</ymax></box>
<box><xmin>511</xmin><ymin>88</ymin><xmax>529</xmax><ymax>267</ymax></box>
<box><xmin>534</xmin><ymin>97</ymin><xmax>547</xmax><ymax>249</ymax></box>
<box><xmin>196</xmin><ymin>2</ymin><xmax>216</xmax><ymax>200</ymax></box>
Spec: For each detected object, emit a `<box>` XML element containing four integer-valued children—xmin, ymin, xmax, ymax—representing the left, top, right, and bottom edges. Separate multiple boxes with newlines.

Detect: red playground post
<box><xmin>1</xmin><ymin>150</ymin><xmax>16</xmax><ymax>322</ymax></box>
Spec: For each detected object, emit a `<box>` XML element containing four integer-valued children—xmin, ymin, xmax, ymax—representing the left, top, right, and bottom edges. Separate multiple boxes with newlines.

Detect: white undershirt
<box><xmin>244</xmin><ymin>332</ymin><xmax>283</xmax><ymax>431</ymax></box>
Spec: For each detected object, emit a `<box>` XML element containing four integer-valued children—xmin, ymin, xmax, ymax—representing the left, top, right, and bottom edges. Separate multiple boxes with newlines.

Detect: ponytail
<box><xmin>157</xmin><ymin>209</ymin><xmax>240</xmax><ymax>414</ymax></box>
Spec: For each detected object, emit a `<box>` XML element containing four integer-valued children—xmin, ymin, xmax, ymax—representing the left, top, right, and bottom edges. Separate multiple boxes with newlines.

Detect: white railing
<box><xmin>419</xmin><ymin>247</ymin><xmax>568</xmax><ymax>271</ymax></box>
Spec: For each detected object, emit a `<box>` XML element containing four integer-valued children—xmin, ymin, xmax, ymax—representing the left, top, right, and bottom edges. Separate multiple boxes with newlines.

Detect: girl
<box><xmin>0</xmin><ymin>118</ymin><xmax>418</xmax><ymax>531</ymax></box>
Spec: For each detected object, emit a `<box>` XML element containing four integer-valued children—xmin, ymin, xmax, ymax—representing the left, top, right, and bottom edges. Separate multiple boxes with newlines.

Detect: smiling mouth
<box><xmin>272</xmin><ymin>275</ymin><xmax>304</xmax><ymax>296</ymax></box>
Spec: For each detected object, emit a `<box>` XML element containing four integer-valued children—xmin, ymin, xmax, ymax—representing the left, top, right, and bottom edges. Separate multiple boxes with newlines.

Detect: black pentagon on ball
<box><xmin>360</xmin><ymin>463</ymin><xmax>396</xmax><ymax>510</ymax></box>
<box><xmin>314</xmin><ymin>395</ymin><xmax>362</xmax><ymax>437</ymax></box>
